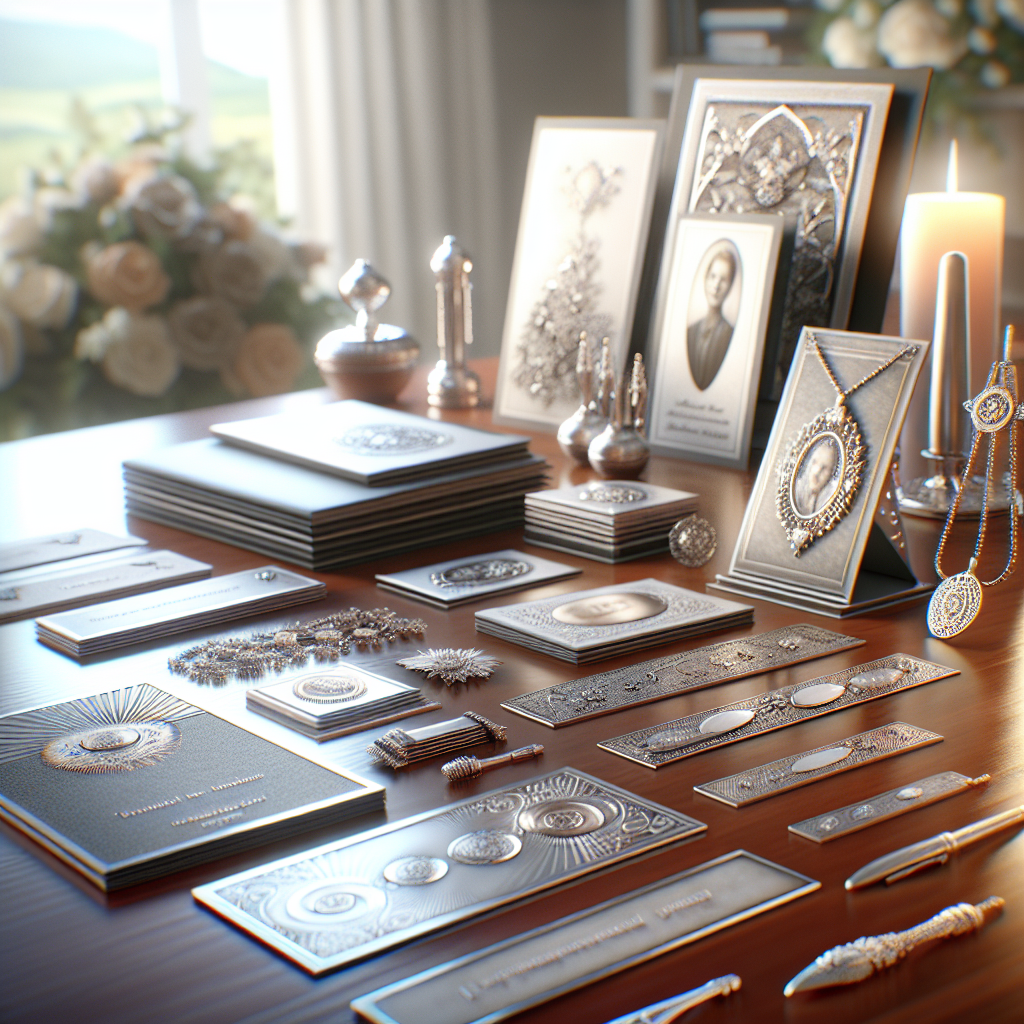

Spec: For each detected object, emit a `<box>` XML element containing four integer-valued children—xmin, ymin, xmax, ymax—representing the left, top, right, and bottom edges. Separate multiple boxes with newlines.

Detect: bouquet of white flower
<box><xmin>0</xmin><ymin>108</ymin><xmax>342</xmax><ymax>439</ymax></box>
<box><xmin>810</xmin><ymin>0</ymin><xmax>1024</xmax><ymax>124</ymax></box>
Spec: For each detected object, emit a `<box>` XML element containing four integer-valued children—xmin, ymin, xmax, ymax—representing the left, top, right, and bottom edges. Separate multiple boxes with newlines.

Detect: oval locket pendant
<box><xmin>927</xmin><ymin>570</ymin><xmax>982</xmax><ymax>638</ymax></box>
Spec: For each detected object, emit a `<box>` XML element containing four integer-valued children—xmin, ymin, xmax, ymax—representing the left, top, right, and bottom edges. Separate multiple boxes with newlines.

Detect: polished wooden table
<box><xmin>2</xmin><ymin>362</ymin><xmax>1022</xmax><ymax>1024</ymax></box>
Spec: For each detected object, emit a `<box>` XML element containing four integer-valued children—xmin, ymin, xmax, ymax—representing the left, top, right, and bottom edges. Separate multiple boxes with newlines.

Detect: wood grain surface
<box><xmin>1</xmin><ymin>359</ymin><xmax>1021</xmax><ymax>1024</ymax></box>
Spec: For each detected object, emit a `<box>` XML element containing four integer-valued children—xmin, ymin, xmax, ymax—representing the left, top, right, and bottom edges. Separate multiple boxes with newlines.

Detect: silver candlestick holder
<box><xmin>588</xmin><ymin>348</ymin><xmax>650</xmax><ymax>478</ymax></box>
<box><xmin>556</xmin><ymin>332</ymin><xmax>607</xmax><ymax>462</ymax></box>
<box><xmin>898</xmin><ymin>251</ymin><xmax>1010</xmax><ymax>516</ymax></box>
<box><xmin>427</xmin><ymin>235</ymin><xmax>481</xmax><ymax>408</ymax></box>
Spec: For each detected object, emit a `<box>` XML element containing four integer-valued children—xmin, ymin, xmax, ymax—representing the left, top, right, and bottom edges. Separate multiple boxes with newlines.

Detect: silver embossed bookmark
<box><xmin>789</xmin><ymin>771</ymin><xmax>990</xmax><ymax>842</ymax></box>
<box><xmin>694</xmin><ymin>723</ymin><xmax>943</xmax><ymax>807</ymax></box>
<box><xmin>598</xmin><ymin>655</ymin><xmax>956</xmax><ymax>768</ymax></box>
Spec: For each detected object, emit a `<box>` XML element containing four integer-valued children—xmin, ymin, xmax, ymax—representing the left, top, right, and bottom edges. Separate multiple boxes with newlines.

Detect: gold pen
<box><xmin>845</xmin><ymin>804</ymin><xmax>1024</xmax><ymax>890</ymax></box>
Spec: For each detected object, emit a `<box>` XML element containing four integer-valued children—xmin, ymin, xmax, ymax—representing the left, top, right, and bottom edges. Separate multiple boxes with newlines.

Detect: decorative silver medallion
<box><xmin>518</xmin><ymin>798</ymin><xmax>609</xmax><ymax>836</ymax></box>
<box><xmin>336</xmin><ymin>423</ymin><xmax>451</xmax><ymax>455</ymax></box>
<box><xmin>927</xmin><ymin>570</ymin><xmax>983</xmax><ymax>638</ymax></box>
<box><xmin>668</xmin><ymin>515</ymin><xmax>717</xmax><ymax>568</ymax></box>
<box><xmin>550</xmin><ymin>592</ymin><xmax>667</xmax><ymax>626</ymax></box>
<box><xmin>41</xmin><ymin>720</ymin><xmax>181</xmax><ymax>773</ymax></box>
<box><xmin>383</xmin><ymin>856</ymin><xmax>449</xmax><ymax>886</ymax></box>
<box><xmin>578</xmin><ymin>483</ymin><xmax>647</xmax><ymax>504</ymax></box>
<box><xmin>970</xmin><ymin>385</ymin><xmax>1016</xmax><ymax>432</ymax></box>
<box><xmin>776</xmin><ymin>405</ymin><xmax>865</xmax><ymax>555</ymax></box>
<box><xmin>447</xmin><ymin>829</ymin><xmax>522</xmax><ymax>864</ymax></box>
<box><xmin>430</xmin><ymin>558</ymin><xmax>531</xmax><ymax>589</ymax></box>
<box><xmin>292</xmin><ymin>672</ymin><xmax>368</xmax><ymax>704</ymax></box>
<box><xmin>280</xmin><ymin>882</ymin><xmax>387</xmax><ymax>927</ymax></box>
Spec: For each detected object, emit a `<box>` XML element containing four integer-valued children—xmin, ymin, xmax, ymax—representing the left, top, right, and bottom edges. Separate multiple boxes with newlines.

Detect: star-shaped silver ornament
<box><xmin>397</xmin><ymin>648</ymin><xmax>501</xmax><ymax>685</ymax></box>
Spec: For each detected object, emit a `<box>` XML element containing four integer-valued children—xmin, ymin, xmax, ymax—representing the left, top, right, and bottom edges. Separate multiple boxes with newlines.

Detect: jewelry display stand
<box><xmin>711</xmin><ymin>329</ymin><xmax>931</xmax><ymax>616</ymax></box>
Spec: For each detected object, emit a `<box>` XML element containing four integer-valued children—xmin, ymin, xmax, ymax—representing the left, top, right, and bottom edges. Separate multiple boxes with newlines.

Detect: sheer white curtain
<box><xmin>271</xmin><ymin>0</ymin><xmax>502</xmax><ymax>355</ymax></box>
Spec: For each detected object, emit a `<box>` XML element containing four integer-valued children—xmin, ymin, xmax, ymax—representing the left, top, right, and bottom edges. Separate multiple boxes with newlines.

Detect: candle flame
<box><xmin>947</xmin><ymin>140</ymin><xmax>958</xmax><ymax>193</ymax></box>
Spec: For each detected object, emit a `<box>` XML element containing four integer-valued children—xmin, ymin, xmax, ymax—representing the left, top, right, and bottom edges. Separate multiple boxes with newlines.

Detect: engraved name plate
<box><xmin>351</xmin><ymin>850</ymin><xmax>818</xmax><ymax>1024</ymax></box>
<box><xmin>598</xmin><ymin>655</ymin><xmax>955</xmax><ymax>767</ymax></box>
<box><xmin>788</xmin><ymin>771</ymin><xmax>987</xmax><ymax>842</ymax></box>
<box><xmin>501</xmin><ymin>624</ymin><xmax>864</xmax><ymax>727</ymax></box>
<box><xmin>193</xmin><ymin>768</ymin><xmax>706</xmax><ymax>975</ymax></box>
<box><xmin>693</xmin><ymin>723</ymin><xmax>943</xmax><ymax>807</ymax></box>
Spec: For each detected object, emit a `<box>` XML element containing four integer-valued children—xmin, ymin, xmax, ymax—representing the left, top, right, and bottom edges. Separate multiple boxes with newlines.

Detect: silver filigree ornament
<box><xmin>776</xmin><ymin>335</ymin><xmax>915</xmax><ymax>556</ymax></box>
<box><xmin>396</xmin><ymin>648</ymin><xmax>501</xmax><ymax>686</ymax></box>
<box><xmin>668</xmin><ymin>515</ymin><xmax>718</xmax><ymax>568</ymax></box>
<box><xmin>578</xmin><ymin>483</ymin><xmax>647</xmax><ymax>504</ymax></box>
<box><xmin>335</xmin><ymin>423</ymin><xmax>451</xmax><ymax>455</ymax></box>
<box><xmin>430</xmin><ymin>558</ymin><xmax>531</xmax><ymax>589</ymax></box>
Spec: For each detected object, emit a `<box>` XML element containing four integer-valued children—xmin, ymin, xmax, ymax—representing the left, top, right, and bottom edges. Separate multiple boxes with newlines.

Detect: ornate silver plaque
<box><xmin>788</xmin><ymin>772</ymin><xmax>989</xmax><ymax>843</ymax></box>
<box><xmin>550</xmin><ymin>592</ymin><xmax>668</xmax><ymax>626</ymax></box>
<box><xmin>193</xmin><ymin>768</ymin><xmax>706</xmax><ymax>974</ymax></box>
<box><xmin>431</xmin><ymin>558</ymin><xmax>532</xmax><ymax>589</ymax></box>
<box><xmin>598</xmin><ymin>655</ymin><xmax>955</xmax><ymax>768</ymax></box>
<box><xmin>501</xmin><ymin>624</ymin><xmax>864</xmax><ymax>727</ymax></box>
<box><xmin>693</xmin><ymin>723</ymin><xmax>943</xmax><ymax>807</ymax></box>
<box><xmin>351</xmin><ymin>850</ymin><xmax>818</xmax><ymax>1024</ymax></box>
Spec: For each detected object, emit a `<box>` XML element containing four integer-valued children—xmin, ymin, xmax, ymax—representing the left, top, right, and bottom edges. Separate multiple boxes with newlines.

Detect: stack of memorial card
<box><xmin>246</xmin><ymin>667</ymin><xmax>440</xmax><ymax>741</ymax></box>
<box><xmin>124</xmin><ymin>440</ymin><xmax>548</xmax><ymax>570</ymax></box>
<box><xmin>375</xmin><ymin>548</ymin><xmax>580</xmax><ymax>608</ymax></box>
<box><xmin>0</xmin><ymin>684</ymin><xmax>383</xmax><ymax>890</ymax></box>
<box><xmin>524</xmin><ymin>481</ymin><xmax>698</xmax><ymax>562</ymax></box>
<box><xmin>0</xmin><ymin>550</ymin><xmax>211</xmax><ymax>624</ymax></box>
<box><xmin>0</xmin><ymin>528</ymin><xmax>145</xmax><ymax>573</ymax></box>
<box><xmin>36</xmin><ymin>566</ymin><xmax>326</xmax><ymax>657</ymax></box>
<box><xmin>475</xmin><ymin>579</ymin><xmax>753</xmax><ymax>663</ymax></box>
<box><xmin>210</xmin><ymin>399</ymin><xmax>531</xmax><ymax>485</ymax></box>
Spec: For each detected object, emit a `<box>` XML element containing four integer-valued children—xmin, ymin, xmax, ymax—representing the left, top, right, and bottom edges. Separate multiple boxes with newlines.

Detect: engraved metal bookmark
<box><xmin>788</xmin><ymin>771</ymin><xmax>990</xmax><ymax>842</ymax></box>
<box><xmin>694</xmin><ymin>723</ymin><xmax>943</xmax><ymax>807</ymax></box>
<box><xmin>598</xmin><ymin>655</ymin><xmax>956</xmax><ymax>768</ymax></box>
<box><xmin>501</xmin><ymin>624</ymin><xmax>864</xmax><ymax>727</ymax></box>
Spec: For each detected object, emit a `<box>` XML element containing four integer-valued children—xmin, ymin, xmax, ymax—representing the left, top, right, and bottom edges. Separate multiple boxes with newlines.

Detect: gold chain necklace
<box><xmin>777</xmin><ymin>333</ymin><xmax>918</xmax><ymax>556</ymax></box>
<box><xmin>927</xmin><ymin>327</ymin><xmax>1020</xmax><ymax>638</ymax></box>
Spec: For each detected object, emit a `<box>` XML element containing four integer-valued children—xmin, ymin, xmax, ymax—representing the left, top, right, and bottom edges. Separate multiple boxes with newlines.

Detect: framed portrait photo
<box><xmin>647</xmin><ymin>214</ymin><xmax>783</xmax><ymax>467</ymax></box>
<box><xmin>660</xmin><ymin>78</ymin><xmax>893</xmax><ymax>398</ymax></box>
<box><xmin>711</xmin><ymin>328</ymin><xmax>932</xmax><ymax>617</ymax></box>
<box><xmin>494</xmin><ymin>117</ymin><xmax>665</xmax><ymax>432</ymax></box>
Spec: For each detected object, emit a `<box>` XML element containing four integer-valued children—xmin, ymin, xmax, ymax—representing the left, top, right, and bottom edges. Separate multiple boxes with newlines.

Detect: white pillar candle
<box><xmin>898</xmin><ymin>142</ymin><xmax>1004</xmax><ymax>480</ymax></box>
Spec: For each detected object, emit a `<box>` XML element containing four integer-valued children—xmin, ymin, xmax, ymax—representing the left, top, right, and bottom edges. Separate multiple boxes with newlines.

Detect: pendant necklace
<box><xmin>777</xmin><ymin>333</ymin><xmax>918</xmax><ymax>556</ymax></box>
<box><xmin>928</xmin><ymin>327</ymin><xmax>1020</xmax><ymax>638</ymax></box>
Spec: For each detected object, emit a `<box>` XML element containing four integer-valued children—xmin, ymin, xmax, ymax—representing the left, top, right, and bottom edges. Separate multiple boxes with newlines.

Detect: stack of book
<box><xmin>246</xmin><ymin>667</ymin><xmax>440</xmax><ymax>742</ymax></box>
<box><xmin>524</xmin><ymin>481</ymin><xmax>698</xmax><ymax>562</ymax></box>
<box><xmin>123</xmin><ymin>401</ymin><xmax>548</xmax><ymax>570</ymax></box>
<box><xmin>700</xmin><ymin>5</ymin><xmax>811</xmax><ymax>66</ymax></box>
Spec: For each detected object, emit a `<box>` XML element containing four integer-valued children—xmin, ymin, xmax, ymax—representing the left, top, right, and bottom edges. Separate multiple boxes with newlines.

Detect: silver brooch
<box><xmin>397</xmin><ymin>648</ymin><xmax>501</xmax><ymax>685</ymax></box>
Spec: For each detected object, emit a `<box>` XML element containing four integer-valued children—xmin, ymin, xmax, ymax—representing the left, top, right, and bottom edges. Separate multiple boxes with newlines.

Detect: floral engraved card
<box><xmin>495</xmin><ymin>118</ymin><xmax>664</xmax><ymax>432</ymax></box>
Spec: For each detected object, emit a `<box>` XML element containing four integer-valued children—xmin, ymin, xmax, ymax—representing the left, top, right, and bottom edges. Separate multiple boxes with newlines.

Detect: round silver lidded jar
<box><xmin>314</xmin><ymin>259</ymin><xmax>419</xmax><ymax>403</ymax></box>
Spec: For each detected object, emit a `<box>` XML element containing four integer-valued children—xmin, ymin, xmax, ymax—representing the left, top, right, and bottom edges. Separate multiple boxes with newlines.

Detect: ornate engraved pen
<box><xmin>845</xmin><ymin>804</ymin><xmax>1024</xmax><ymax>889</ymax></box>
<box><xmin>784</xmin><ymin>897</ymin><xmax>1004</xmax><ymax>996</ymax></box>
<box><xmin>604</xmin><ymin>974</ymin><xmax>741</xmax><ymax>1024</ymax></box>
<box><xmin>441</xmin><ymin>744</ymin><xmax>544</xmax><ymax>781</ymax></box>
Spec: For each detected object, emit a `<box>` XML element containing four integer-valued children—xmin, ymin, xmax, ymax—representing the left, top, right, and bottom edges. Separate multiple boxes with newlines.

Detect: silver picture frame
<box><xmin>647</xmin><ymin>213</ymin><xmax>783</xmax><ymax>466</ymax></box>
<box><xmin>711</xmin><ymin>328</ymin><xmax>931</xmax><ymax>616</ymax></box>
<box><xmin>494</xmin><ymin>117</ymin><xmax>665</xmax><ymax>432</ymax></box>
<box><xmin>658</xmin><ymin>78</ymin><xmax>893</xmax><ymax>399</ymax></box>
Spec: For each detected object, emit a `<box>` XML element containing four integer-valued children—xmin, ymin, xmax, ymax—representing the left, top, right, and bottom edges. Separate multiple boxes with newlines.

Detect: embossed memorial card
<box><xmin>475</xmin><ymin>580</ymin><xmax>752</xmax><ymax>663</ymax></box>
<box><xmin>210</xmin><ymin>399</ymin><xmax>530</xmax><ymax>486</ymax></box>
<box><xmin>0</xmin><ymin>685</ymin><xmax>383</xmax><ymax>890</ymax></box>
<box><xmin>375</xmin><ymin>548</ymin><xmax>580</xmax><ymax>608</ymax></box>
<box><xmin>193</xmin><ymin>768</ymin><xmax>706</xmax><ymax>974</ymax></box>
<box><xmin>711</xmin><ymin>328</ymin><xmax>930</xmax><ymax>616</ymax></box>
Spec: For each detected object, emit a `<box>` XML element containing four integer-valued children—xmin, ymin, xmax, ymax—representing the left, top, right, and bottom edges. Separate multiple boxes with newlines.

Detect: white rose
<box><xmin>824</xmin><ymin>17</ymin><xmax>883</xmax><ymax>66</ymax></box>
<box><xmin>0</xmin><ymin>301</ymin><xmax>24</xmax><ymax>390</ymax></box>
<box><xmin>247</xmin><ymin>229</ymin><xmax>302</xmax><ymax>283</ymax></box>
<box><xmin>1</xmin><ymin>261</ymin><xmax>77</xmax><ymax>329</ymax></box>
<box><xmin>71</xmin><ymin>159</ymin><xmax>121</xmax><ymax>205</ymax></box>
<box><xmin>0</xmin><ymin>198</ymin><xmax>43</xmax><ymax>259</ymax></box>
<box><xmin>878</xmin><ymin>0</ymin><xmax>969</xmax><ymax>68</ymax></box>
<box><xmin>997</xmin><ymin>0</ymin><xmax>1024</xmax><ymax>29</ymax></box>
<box><xmin>83</xmin><ymin>307</ymin><xmax>180</xmax><ymax>396</ymax></box>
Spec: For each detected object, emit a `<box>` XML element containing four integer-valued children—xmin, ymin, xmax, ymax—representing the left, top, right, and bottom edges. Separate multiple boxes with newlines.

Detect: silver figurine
<box><xmin>589</xmin><ymin>350</ymin><xmax>650</xmax><ymax>479</ymax></box>
<box><xmin>427</xmin><ymin>235</ymin><xmax>481</xmax><ymax>408</ymax></box>
<box><xmin>557</xmin><ymin>333</ymin><xmax>608</xmax><ymax>463</ymax></box>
